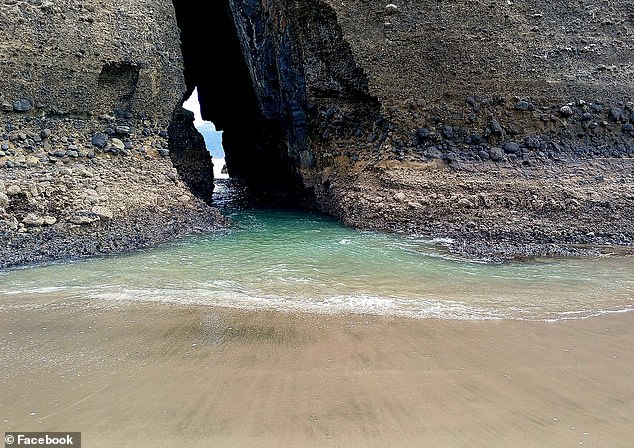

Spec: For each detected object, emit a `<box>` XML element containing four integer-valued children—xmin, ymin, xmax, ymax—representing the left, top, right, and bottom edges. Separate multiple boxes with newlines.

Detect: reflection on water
<box><xmin>0</xmin><ymin>180</ymin><xmax>632</xmax><ymax>321</ymax></box>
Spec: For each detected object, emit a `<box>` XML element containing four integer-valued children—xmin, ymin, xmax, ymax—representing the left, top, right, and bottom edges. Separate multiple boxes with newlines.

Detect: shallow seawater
<box><xmin>0</xmin><ymin>184</ymin><xmax>632</xmax><ymax>321</ymax></box>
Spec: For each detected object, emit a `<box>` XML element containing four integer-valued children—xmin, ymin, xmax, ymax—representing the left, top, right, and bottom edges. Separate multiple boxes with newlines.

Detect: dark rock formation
<box><xmin>168</xmin><ymin>107</ymin><xmax>215</xmax><ymax>204</ymax></box>
<box><xmin>173</xmin><ymin>0</ymin><xmax>634</xmax><ymax>203</ymax></box>
<box><xmin>173</xmin><ymin>0</ymin><xmax>259</xmax><ymax>187</ymax></box>
<box><xmin>172</xmin><ymin>0</ymin><xmax>382</xmax><ymax>204</ymax></box>
<box><xmin>1</xmin><ymin>0</ymin><xmax>633</xmax><ymax>265</ymax></box>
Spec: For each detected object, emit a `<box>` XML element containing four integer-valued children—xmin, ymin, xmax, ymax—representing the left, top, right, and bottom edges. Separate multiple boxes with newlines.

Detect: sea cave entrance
<box><xmin>169</xmin><ymin>0</ymin><xmax>307</xmax><ymax>207</ymax></box>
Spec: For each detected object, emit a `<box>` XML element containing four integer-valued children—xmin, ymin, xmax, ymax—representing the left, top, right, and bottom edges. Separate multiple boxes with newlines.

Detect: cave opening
<box><xmin>182</xmin><ymin>88</ymin><xmax>228</xmax><ymax>180</ymax></box>
<box><xmin>170</xmin><ymin>0</ymin><xmax>308</xmax><ymax>207</ymax></box>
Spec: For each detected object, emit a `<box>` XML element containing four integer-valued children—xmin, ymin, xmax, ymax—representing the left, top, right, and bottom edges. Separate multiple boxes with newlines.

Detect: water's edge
<box><xmin>1</xmin><ymin>201</ymin><xmax>632</xmax><ymax>322</ymax></box>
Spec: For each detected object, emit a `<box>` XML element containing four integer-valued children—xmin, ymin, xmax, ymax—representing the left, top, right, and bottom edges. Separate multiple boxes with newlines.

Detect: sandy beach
<box><xmin>1</xmin><ymin>302</ymin><xmax>633</xmax><ymax>447</ymax></box>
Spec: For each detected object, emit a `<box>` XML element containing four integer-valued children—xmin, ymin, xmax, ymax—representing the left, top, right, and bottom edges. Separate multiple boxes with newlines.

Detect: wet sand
<box><xmin>1</xmin><ymin>302</ymin><xmax>633</xmax><ymax>447</ymax></box>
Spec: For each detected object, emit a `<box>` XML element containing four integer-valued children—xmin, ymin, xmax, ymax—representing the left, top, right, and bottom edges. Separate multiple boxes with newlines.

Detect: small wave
<box><xmin>428</xmin><ymin>237</ymin><xmax>455</xmax><ymax>245</ymax></box>
<box><xmin>74</xmin><ymin>288</ymin><xmax>507</xmax><ymax>321</ymax></box>
<box><xmin>0</xmin><ymin>286</ymin><xmax>85</xmax><ymax>296</ymax></box>
<box><xmin>2</xmin><ymin>285</ymin><xmax>632</xmax><ymax>322</ymax></box>
<box><xmin>541</xmin><ymin>305</ymin><xmax>634</xmax><ymax>322</ymax></box>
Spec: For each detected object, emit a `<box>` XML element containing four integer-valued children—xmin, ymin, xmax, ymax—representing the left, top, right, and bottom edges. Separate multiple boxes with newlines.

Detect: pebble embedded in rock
<box><xmin>157</xmin><ymin>148</ymin><xmax>170</xmax><ymax>157</ymax></box>
<box><xmin>43</xmin><ymin>216</ymin><xmax>57</xmax><ymax>226</ymax></box>
<box><xmin>0</xmin><ymin>192</ymin><xmax>8</xmax><ymax>207</ymax></box>
<box><xmin>560</xmin><ymin>105</ymin><xmax>574</xmax><ymax>117</ymax></box>
<box><xmin>23</xmin><ymin>213</ymin><xmax>45</xmax><ymax>227</ymax></box>
<box><xmin>609</xmin><ymin>107</ymin><xmax>623</xmax><ymax>122</ymax></box>
<box><xmin>426</xmin><ymin>147</ymin><xmax>442</xmax><ymax>159</ymax></box>
<box><xmin>91</xmin><ymin>206</ymin><xmax>114</xmax><ymax>221</ymax></box>
<box><xmin>457</xmin><ymin>198</ymin><xmax>474</xmax><ymax>208</ymax></box>
<box><xmin>444</xmin><ymin>152</ymin><xmax>457</xmax><ymax>163</ymax></box>
<box><xmin>490</xmin><ymin>120</ymin><xmax>503</xmax><ymax>136</ymax></box>
<box><xmin>469</xmin><ymin>134</ymin><xmax>483</xmax><ymax>144</ymax></box>
<box><xmin>514</xmin><ymin>100</ymin><xmax>531</xmax><ymax>111</ymax></box>
<box><xmin>385</xmin><ymin>4</ymin><xmax>399</xmax><ymax>14</ymax></box>
<box><xmin>69</xmin><ymin>212</ymin><xmax>100</xmax><ymax>225</ymax></box>
<box><xmin>110</xmin><ymin>138</ymin><xmax>125</xmax><ymax>150</ymax></box>
<box><xmin>13</xmin><ymin>98</ymin><xmax>33</xmax><ymax>112</ymax></box>
<box><xmin>91</xmin><ymin>133</ymin><xmax>108</xmax><ymax>148</ymax></box>
<box><xmin>6</xmin><ymin>185</ymin><xmax>21</xmax><ymax>196</ymax></box>
<box><xmin>416</xmin><ymin>128</ymin><xmax>430</xmax><ymax>141</ymax></box>
<box><xmin>489</xmin><ymin>147</ymin><xmax>505</xmax><ymax>161</ymax></box>
<box><xmin>503</xmin><ymin>142</ymin><xmax>520</xmax><ymax>155</ymax></box>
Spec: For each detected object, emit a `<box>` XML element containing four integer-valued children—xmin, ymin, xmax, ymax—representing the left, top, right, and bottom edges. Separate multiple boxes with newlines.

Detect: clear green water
<box><xmin>0</xmin><ymin>194</ymin><xmax>632</xmax><ymax>320</ymax></box>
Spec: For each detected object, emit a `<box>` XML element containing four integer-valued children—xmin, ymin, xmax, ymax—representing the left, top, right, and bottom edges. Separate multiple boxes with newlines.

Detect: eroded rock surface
<box><xmin>1</xmin><ymin>0</ymin><xmax>633</xmax><ymax>265</ymax></box>
<box><xmin>220</xmin><ymin>0</ymin><xmax>634</xmax><ymax>259</ymax></box>
<box><xmin>0</xmin><ymin>0</ymin><xmax>220</xmax><ymax>267</ymax></box>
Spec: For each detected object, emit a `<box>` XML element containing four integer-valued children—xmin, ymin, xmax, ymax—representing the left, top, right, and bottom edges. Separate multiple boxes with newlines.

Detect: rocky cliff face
<box><xmin>218</xmin><ymin>0</ymin><xmax>634</xmax><ymax>175</ymax></box>
<box><xmin>216</xmin><ymin>0</ymin><xmax>634</xmax><ymax>257</ymax></box>
<box><xmin>0</xmin><ymin>0</ymin><xmax>184</xmax><ymax>120</ymax></box>
<box><xmin>177</xmin><ymin>0</ymin><xmax>633</xmax><ymax>193</ymax></box>
<box><xmin>1</xmin><ymin>0</ymin><xmax>633</xmax><ymax>265</ymax></box>
<box><xmin>0</xmin><ymin>0</ymin><xmax>220</xmax><ymax>267</ymax></box>
<box><xmin>324</xmin><ymin>0</ymin><xmax>634</xmax><ymax>159</ymax></box>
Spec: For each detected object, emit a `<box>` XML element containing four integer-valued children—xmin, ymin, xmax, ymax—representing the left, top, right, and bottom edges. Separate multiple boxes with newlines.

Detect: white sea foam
<box><xmin>61</xmin><ymin>287</ymin><xmax>508</xmax><ymax>321</ymax></box>
<box><xmin>0</xmin><ymin>286</ymin><xmax>83</xmax><ymax>296</ymax></box>
<box><xmin>1</xmin><ymin>282</ymin><xmax>631</xmax><ymax>321</ymax></box>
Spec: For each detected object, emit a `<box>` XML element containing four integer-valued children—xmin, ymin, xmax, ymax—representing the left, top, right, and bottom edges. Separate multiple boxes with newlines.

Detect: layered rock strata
<box><xmin>0</xmin><ymin>0</ymin><xmax>220</xmax><ymax>268</ymax></box>
<box><xmin>219</xmin><ymin>0</ymin><xmax>634</xmax><ymax>258</ymax></box>
<box><xmin>1</xmin><ymin>0</ymin><xmax>633</xmax><ymax>266</ymax></box>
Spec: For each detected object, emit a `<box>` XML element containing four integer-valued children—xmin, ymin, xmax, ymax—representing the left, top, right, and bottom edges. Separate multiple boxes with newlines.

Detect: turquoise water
<box><xmin>0</xmin><ymin>198</ymin><xmax>632</xmax><ymax>320</ymax></box>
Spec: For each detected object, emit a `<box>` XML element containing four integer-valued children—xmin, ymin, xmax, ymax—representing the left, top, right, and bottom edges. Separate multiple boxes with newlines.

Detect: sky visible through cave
<box><xmin>183</xmin><ymin>89</ymin><xmax>228</xmax><ymax>179</ymax></box>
